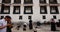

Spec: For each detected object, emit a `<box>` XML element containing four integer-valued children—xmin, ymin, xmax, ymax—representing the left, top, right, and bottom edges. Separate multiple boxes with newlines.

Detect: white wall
<box><xmin>0</xmin><ymin>0</ymin><xmax>60</xmax><ymax>23</ymax></box>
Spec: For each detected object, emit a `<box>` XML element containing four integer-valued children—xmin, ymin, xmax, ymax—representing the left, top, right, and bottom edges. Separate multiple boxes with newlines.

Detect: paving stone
<box><xmin>12</xmin><ymin>25</ymin><xmax>60</xmax><ymax>32</ymax></box>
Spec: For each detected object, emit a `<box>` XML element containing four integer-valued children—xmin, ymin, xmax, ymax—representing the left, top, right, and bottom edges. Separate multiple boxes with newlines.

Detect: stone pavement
<box><xmin>12</xmin><ymin>25</ymin><xmax>60</xmax><ymax>32</ymax></box>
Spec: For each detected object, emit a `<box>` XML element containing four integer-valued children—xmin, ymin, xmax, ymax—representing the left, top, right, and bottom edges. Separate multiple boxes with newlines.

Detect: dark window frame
<box><xmin>42</xmin><ymin>15</ymin><xmax>46</xmax><ymax>19</ymax></box>
<box><xmin>24</xmin><ymin>0</ymin><xmax>33</xmax><ymax>4</ymax></box>
<box><xmin>2</xmin><ymin>0</ymin><xmax>11</xmax><ymax>3</ymax></box>
<box><xmin>28</xmin><ymin>16</ymin><xmax>32</xmax><ymax>19</ymax></box>
<box><xmin>50</xmin><ymin>6</ymin><xmax>59</xmax><ymax>14</ymax></box>
<box><xmin>24</xmin><ymin>6</ymin><xmax>33</xmax><ymax>14</ymax></box>
<box><xmin>1</xmin><ymin>4</ymin><xmax>10</xmax><ymax>14</ymax></box>
<box><xmin>53</xmin><ymin>15</ymin><xmax>57</xmax><ymax>19</ymax></box>
<box><xmin>13</xmin><ymin>6</ymin><xmax>20</xmax><ymax>14</ymax></box>
<box><xmin>0</xmin><ymin>16</ymin><xmax>4</xmax><ymax>19</ymax></box>
<box><xmin>14</xmin><ymin>0</ymin><xmax>21</xmax><ymax>3</ymax></box>
<box><xmin>39</xmin><ymin>0</ymin><xmax>46</xmax><ymax>4</ymax></box>
<box><xmin>19</xmin><ymin>16</ymin><xmax>22</xmax><ymax>20</ymax></box>
<box><xmin>40</xmin><ymin>6</ymin><xmax>47</xmax><ymax>14</ymax></box>
<box><xmin>49</xmin><ymin>0</ymin><xmax>57</xmax><ymax>4</ymax></box>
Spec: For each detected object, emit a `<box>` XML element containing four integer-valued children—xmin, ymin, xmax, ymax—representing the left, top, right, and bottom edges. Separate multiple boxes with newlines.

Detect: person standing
<box><xmin>6</xmin><ymin>16</ymin><xmax>12</xmax><ymax>32</ymax></box>
<box><xmin>51</xmin><ymin>18</ymin><xmax>56</xmax><ymax>31</ymax></box>
<box><xmin>29</xmin><ymin>19</ymin><xmax>33</xmax><ymax>30</ymax></box>
<box><xmin>0</xmin><ymin>16</ymin><xmax>12</xmax><ymax>32</ymax></box>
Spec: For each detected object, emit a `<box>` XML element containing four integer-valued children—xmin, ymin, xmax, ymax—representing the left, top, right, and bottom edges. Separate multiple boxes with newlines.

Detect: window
<box><xmin>28</xmin><ymin>16</ymin><xmax>32</xmax><ymax>19</ymax></box>
<box><xmin>50</xmin><ymin>6</ymin><xmax>59</xmax><ymax>14</ymax></box>
<box><xmin>2</xmin><ymin>0</ymin><xmax>11</xmax><ymax>3</ymax></box>
<box><xmin>1</xmin><ymin>4</ymin><xmax>10</xmax><ymax>14</ymax></box>
<box><xmin>24</xmin><ymin>0</ymin><xmax>33</xmax><ymax>4</ymax></box>
<box><xmin>42</xmin><ymin>16</ymin><xmax>46</xmax><ymax>19</ymax></box>
<box><xmin>13</xmin><ymin>6</ymin><xmax>20</xmax><ymax>14</ymax></box>
<box><xmin>49</xmin><ymin>0</ymin><xmax>57</xmax><ymax>4</ymax></box>
<box><xmin>40</xmin><ymin>6</ymin><xmax>47</xmax><ymax>14</ymax></box>
<box><xmin>14</xmin><ymin>0</ymin><xmax>21</xmax><ymax>3</ymax></box>
<box><xmin>58</xmin><ymin>19</ymin><xmax>60</xmax><ymax>22</ymax></box>
<box><xmin>53</xmin><ymin>16</ymin><xmax>56</xmax><ymax>19</ymax></box>
<box><xmin>0</xmin><ymin>16</ymin><xmax>4</xmax><ymax>19</ymax></box>
<box><xmin>19</xmin><ymin>16</ymin><xmax>22</xmax><ymax>20</ymax></box>
<box><xmin>39</xmin><ymin>0</ymin><xmax>46</xmax><ymax>3</ymax></box>
<box><xmin>24</xmin><ymin>6</ymin><xmax>33</xmax><ymax>14</ymax></box>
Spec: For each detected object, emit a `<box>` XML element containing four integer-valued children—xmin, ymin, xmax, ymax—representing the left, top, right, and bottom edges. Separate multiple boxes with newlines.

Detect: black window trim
<box><xmin>0</xmin><ymin>16</ymin><xmax>4</xmax><ymax>19</ymax></box>
<box><xmin>50</xmin><ymin>6</ymin><xmax>59</xmax><ymax>14</ymax></box>
<box><xmin>13</xmin><ymin>6</ymin><xmax>20</xmax><ymax>14</ymax></box>
<box><xmin>2</xmin><ymin>0</ymin><xmax>11</xmax><ymax>3</ymax></box>
<box><xmin>28</xmin><ymin>16</ymin><xmax>32</xmax><ymax>19</ymax></box>
<box><xmin>49</xmin><ymin>0</ymin><xmax>57</xmax><ymax>4</ymax></box>
<box><xmin>40</xmin><ymin>6</ymin><xmax>47</xmax><ymax>14</ymax></box>
<box><xmin>53</xmin><ymin>15</ymin><xmax>57</xmax><ymax>19</ymax></box>
<box><xmin>1</xmin><ymin>4</ymin><xmax>10</xmax><ymax>14</ymax></box>
<box><xmin>14</xmin><ymin>0</ymin><xmax>21</xmax><ymax>4</ymax></box>
<box><xmin>19</xmin><ymin>16</ymin><xmax>22</xmax><ymax>20</ymax></box>
<box><xmin>24</xmin><ymin>6</ymin><xmax>33</xmax><ymax>14</ymax></box>
<box><xmin>24</xmin><ymin>0</ymin><xmax>33</xmax><ymax>4</ymax></box>
<box><xmin>42</xmin><ymin>15</ymin><xmax>46</xmax><ymax>19</ymax></box>
<box><xmin>39</xmin><ymin>0</ymin><xmax>46</xmax><ymax>4</ymax></box>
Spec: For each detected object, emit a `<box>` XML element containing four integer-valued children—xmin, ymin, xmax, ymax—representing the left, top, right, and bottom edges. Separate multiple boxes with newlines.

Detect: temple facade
<box><xmin>0</xmin><ymin>0</ymin><xmax>60</xmax><ymax>23</ymax></box>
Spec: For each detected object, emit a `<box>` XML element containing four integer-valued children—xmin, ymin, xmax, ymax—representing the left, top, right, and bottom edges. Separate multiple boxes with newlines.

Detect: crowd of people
<box><xmin>0</xmin><ymin>16</ymin><xmax>60</xmax><ymax>32</ymax></box>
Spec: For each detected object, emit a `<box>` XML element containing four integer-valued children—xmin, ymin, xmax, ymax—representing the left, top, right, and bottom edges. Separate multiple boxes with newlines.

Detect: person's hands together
<box><xmin>7</xmin><ymin>24</ymin><xmax>11</xmax><ymax>26</ymax></box>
